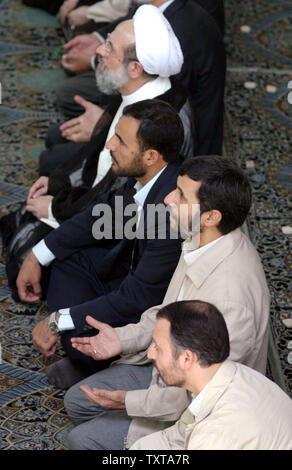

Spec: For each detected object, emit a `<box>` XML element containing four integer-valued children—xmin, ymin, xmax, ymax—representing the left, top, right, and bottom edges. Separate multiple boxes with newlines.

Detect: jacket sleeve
<box><xmin>125</xmin><ymin>382</ymin><xmax>191</xmax><ymax>423</ymax></box>
<box><xmin>86</xmin><ymin>0</ymin><xmax>131</xmax><ymax>23</ymax></box>
<box><xmin>115</xmin><ymin>304</ymin><xmax>161</xmax><ymax>356</ymax></box>
<box><xmin>43</xmin><ymin>185</ymin><xmax>118</xmax><ymax>260</ymax></box>
<box><xmin>69</xmin><ymin>237</ymin><xmax>181</xmax><ymax>333</ymax></box>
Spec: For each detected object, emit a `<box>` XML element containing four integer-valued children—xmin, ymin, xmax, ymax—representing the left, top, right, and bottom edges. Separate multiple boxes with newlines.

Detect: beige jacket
<box><xmin>132</xmin><ymin>360</ymin><xmax>292</xmax><ymax>450</ymax></box>
<box><xmin>86</xmin><ymin>0</ymin><xmax>131</xmax><ymax>23</ymax></box>
<box><xmin>115</xmin><ymin>229</ymin><xmax>270</xmax><ymax>448</ymax></box>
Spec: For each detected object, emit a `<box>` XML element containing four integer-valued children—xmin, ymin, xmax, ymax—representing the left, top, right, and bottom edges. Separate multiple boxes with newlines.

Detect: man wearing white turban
<box><xmin>54</xmin><ymin>0</ymin><xmax>225</xmax><ymax>157</ymax></box>
<box><xmin>2</xmin><ymin>6</ymin><xmax>196</xmax><ymax>311</ymax></box>
<box><xmin>37</xmin><ymin>4</ymin><xmax>195</xmax><ymax>177</ymax></box>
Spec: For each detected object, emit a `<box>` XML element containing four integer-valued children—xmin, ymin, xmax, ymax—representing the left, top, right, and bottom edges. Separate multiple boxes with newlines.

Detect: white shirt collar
<box><xmin>159</xmin><ymin>0</ymin><xmax>175</xmax><ymax>13</ymax></box>
<box><xmin>122</xmin><ymin>76</ymin><xmax>171</xmax><ymax>106</ymax></box>
<box><xmin>188</xmin><ymin>385</ymin><xmax>209</xmax><ymax>420</ymax></box>
<box><xmin>182</xmin><ymin>236</ymin><xmax>225</xmax><ymax>266</ymax></box>
<box><xmin>134</xmin><ymin>166</ymin><xmax>166</xmax><ymax>209</ymax></box>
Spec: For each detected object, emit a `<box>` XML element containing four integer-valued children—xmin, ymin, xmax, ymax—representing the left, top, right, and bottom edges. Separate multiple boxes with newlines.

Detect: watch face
<box><xmin>49</xmin><ymin>322</ymin><xmax>59</xmax><ymax>334</ymax></box>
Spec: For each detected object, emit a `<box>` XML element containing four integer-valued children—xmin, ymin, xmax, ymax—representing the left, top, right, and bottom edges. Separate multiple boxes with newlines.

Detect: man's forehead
<box><xmin>177</xmin><ymin>174</ymin><xmax>201</xmax><ymax>193</ymax></box>
<box><xmin>115</xmin><ymin>115</ymin><xmax>140</xmax><ymax>140</ymax></box>
<box><xmin>154</xmin><ymin>318</ymin><xmax>171</xmax><ymax>343</ymax></box>
<box><xmin>113</xmin><ymin>20</ymin><xmax>135</xmax><ymax>45</ymax></box>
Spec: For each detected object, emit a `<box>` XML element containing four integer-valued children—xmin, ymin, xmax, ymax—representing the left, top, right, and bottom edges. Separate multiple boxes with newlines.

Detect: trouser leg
<box><xmin>39</xmin><ymin>123</ymin><xmax>86</xmax><ymax>175</ymax></box>
<box><xmin>56</xmin><ymin>71</ymin><xmax>107</xmax><ymax>118</ymax></box>
<box><xmin>64</xmin><ymin>363</ymin><xmax>153</xmax><ymax>450</ymax></box>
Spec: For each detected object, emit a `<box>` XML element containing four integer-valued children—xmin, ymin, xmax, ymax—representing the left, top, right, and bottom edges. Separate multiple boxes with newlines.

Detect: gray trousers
<box><xmin>64</xmin><ymin>363</ymin><xmax>153</xmax><ymax>450</ymax></box>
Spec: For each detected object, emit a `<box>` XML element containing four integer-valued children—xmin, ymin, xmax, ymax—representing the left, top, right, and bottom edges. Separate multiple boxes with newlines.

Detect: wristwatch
<box><xmin>48</xmin><ymin>312</ymin><xmax>60</xmax><ymax>334</ymax></box>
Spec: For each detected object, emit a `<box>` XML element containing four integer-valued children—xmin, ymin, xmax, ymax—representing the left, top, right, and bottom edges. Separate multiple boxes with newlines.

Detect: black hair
<box><xmin>122</xmin><ymin>99</ymin><xmax>184</xmax><ymax>163</ymax></box>
<box><xmin>157</xmin><ymin>300</ymin><xmax>230</xmax><ymax>367</ymax></box>
<box><xmin>178</xmin><ymin>155</ymin><xmax>252</xmax><ymax>234</ymax></box>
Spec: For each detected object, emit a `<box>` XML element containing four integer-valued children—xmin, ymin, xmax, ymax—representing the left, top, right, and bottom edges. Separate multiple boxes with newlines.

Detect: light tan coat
<box><xmin>86</xmin><ymin>0</ymin><xmax>131</xmax><ymax>24</ymax></box>
<box><xmin>115</xmin><ymin>228</ymin><xmax>270</xmax><ymax>448</ymax></box>
<box><xmin>131</xmin><ymin>360</ymin><xmax>292</xmax><ymax>450</ymax></box>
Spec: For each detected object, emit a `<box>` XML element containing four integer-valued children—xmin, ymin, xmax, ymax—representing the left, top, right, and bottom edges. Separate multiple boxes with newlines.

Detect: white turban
<box><xmin>133</xmin><ymin>5</ymin><xmax>183</xmax><ymax>77</ymax></box>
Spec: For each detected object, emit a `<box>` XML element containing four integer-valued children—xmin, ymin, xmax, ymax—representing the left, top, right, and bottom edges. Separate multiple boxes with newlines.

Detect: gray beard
<box><xmin>95</xmin><ymin>61</ymin><xmax>128</xmax><ymax>95</ymax></box>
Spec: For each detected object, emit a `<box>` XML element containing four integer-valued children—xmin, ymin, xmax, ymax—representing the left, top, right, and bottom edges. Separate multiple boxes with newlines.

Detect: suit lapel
<box><xmin>163</xmin><ymin>0</ymin><xmax>187</xmax><ymax>19</ymax></box>
<box><xmin>130</xmin><ymin>163</ymin><xmax>179</xmax><ymax>269</ymax></box>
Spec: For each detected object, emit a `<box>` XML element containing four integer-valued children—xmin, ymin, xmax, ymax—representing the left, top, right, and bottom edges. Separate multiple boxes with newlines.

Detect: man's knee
<box><xmin>64</xmin><ymin>381</ymin><xmax>92</xmax><ymax>423</ymax></box>
<box><xmin>56</xmin><ymin>78</ymin><xmax>86</xmax><ymax>117</ymax></box>
<box><xmin>66</xmin><ymin>424</ymin><xmax>92</xmax><ymax>450</ymax></box>
<box><xmin>66</xmin><ymin>422</ymin><xmax>109</xmax><ymax>450</ymax></box>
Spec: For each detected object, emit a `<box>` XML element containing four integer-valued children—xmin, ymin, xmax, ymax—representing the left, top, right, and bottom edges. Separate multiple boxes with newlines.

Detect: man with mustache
<box><xmin>16</xmin><ymin>99</ymin><xmax>185</xmax><ymax>391</ymax></box>
<box><xmin>55</xmin><ymin>0</ymin><xmax>225</xmax><ymax>158</ymax></box>
<box><xmin>1</xmin><ymin>5</ymin><xmax>195</xmax><ymax>296</ymax></box>
<box><xmin>131</xmin><ymin>300</ymin><xmax>292</xmax><ymax>450</ymax></box>
<box><xmin>64</xmin><ymin>155</ymin><xmax>270</xmax><ymax>450</ymax></box>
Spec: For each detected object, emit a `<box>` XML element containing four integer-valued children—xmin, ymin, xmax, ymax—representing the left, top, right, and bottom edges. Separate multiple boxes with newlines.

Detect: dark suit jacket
<box><xmin>193</xmin><ymin>0</ymin><xmax>225</xmax><ymax>34</ymax></box>
<box><xmin>44</xmin><ymin>162</ymin><xmax>182</xmax><ymax>333</ymax></box>
<box><xmin>97</xmin><ymin>0</ymin><xmax>226</xmax><ymax>155</ymax></box>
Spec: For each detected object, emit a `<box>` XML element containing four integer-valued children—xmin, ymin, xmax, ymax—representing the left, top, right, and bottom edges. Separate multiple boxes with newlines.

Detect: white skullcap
<box><xmin>133</xmin><ymin>5</ymin><xmax>183</xmax><ymax>77</ymax></box>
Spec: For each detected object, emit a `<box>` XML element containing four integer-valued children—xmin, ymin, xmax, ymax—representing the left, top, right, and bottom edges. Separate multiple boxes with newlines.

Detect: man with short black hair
<box><xmin>131</xmin><ymin>300</ymin><xmax>292</xmax><ymax>450</ymax></box>
<box><xmin>16</xmin><ymin>99</ymin><xmax>184</xmax><ymax>388</ymax></box>
<box><xmin>1</xmin><ymin>5</ymin><xmax>195</xmax><ymax>297</ymax></box>
<box><xmin>65</xmin><ymin>155</ymin><xmax>270</xmax><ymax>450</ymax></box>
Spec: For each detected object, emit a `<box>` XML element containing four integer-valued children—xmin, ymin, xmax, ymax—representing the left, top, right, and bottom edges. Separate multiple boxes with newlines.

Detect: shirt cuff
<box><xmin>40</xmin><ymin>201</ymin><xmax>60</xmax><ymax>229</ymax></box>
<box><xmin>32</xmin><ymin>239</ymin><xmax>56</xmax><ymax>267</ymax></box>
<box><xmin>58</xmin><ymin>308</ymin><xmax>75</xmax><ymax>331</ymax></box>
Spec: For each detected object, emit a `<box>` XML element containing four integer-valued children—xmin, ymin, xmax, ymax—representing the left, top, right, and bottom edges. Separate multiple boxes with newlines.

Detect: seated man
<box><xmin>16</xmin><ymin>99</ymin><xmax>184</xmax><ymax>387</ymax></box>
<box><xmin>131</xmin><ymin>300</ymin><xmax>292</xmax><ymax>450</ymax></box>
<box><xmin>0</xmin><ymin>5</ymin><xmax>194</xmax><ymax>295</ymax></box>
<box><xmin>64</xmin><ymin>155</ymin><xmax>270</xmax><ymax>450</ymax></box>
<box><xmin>54</xmin><ymin>0</ymin><xmax>225</xmax><ymax>157</ymax></box>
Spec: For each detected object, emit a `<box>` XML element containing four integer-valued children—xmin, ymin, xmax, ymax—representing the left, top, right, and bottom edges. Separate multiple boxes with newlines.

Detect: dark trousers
<box><xmin>39</xmin><ymin>123</ymin><xmax>86</xmax><ymax>176</ymax></box>
<box><xmin>46</xmin><ymin>246</ymin><xmax>125</xmax><ymax>373</ymax></box>
<box><xmin>56</xmin><ymin>70</ymin><xmax>116</xmax><ymax>118</ymax></box>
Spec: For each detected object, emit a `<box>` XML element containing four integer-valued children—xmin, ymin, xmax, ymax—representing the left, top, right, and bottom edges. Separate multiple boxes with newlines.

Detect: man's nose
<box><xmin>105</xmin><ymin>134</ymin><xmax>117</xmax><ymax>151</ymax></box>
<box><xmin>96</xmin><ymin>42</ymin><xmax>105</xmax><ymax>56</ymax></box>
<box><xmin>164</xmin><ymin>189</ymin><xmax>176</xmax><ymax>206</ymax></box>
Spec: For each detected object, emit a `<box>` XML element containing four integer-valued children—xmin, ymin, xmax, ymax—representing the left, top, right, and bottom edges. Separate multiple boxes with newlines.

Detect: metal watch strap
<box><xmin>49</xmin><ymin>311</ymin><xmax>60</xmax><ymax>334</ymax></box>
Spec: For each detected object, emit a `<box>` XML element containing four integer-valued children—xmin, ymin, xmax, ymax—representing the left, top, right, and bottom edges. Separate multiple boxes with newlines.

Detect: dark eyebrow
<box><xmin>115</xmin><ymin>131</ymin><xmax>126</xmax><ymax>146</ymax></box>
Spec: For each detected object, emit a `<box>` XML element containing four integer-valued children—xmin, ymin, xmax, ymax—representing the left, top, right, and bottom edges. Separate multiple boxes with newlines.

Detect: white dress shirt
<box><xmin>188</xmin><ymin>385</ymin><xmax>208</xmax><ymax>421</ymax></box>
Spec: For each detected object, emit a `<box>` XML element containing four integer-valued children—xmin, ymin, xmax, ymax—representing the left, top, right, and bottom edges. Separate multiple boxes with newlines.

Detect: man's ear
<box><xmin>201</xmin><ymin>209</ymin><xmax>222</xmax><ymax>228</ymax></box>
<box><xmin>179</xmin><ymin>349</ymin><xmax>197</xmax><ymax>371</ymax></box>
<box><xmin>143</xmin><ymin>149</ymin><xmax>161</xmax><ymax>167</ymax></box>
<box><xmin>127</xmin><ymin>60</ymin><xmax>144</xmax><ymax>79</ymax></box>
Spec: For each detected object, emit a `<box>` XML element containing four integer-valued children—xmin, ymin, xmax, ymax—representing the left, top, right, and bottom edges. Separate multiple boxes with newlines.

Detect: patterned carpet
<box><xmin>0</xmin><ymin>0</ymin><xmax>291</xmax><ymax>450</ymax></box>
